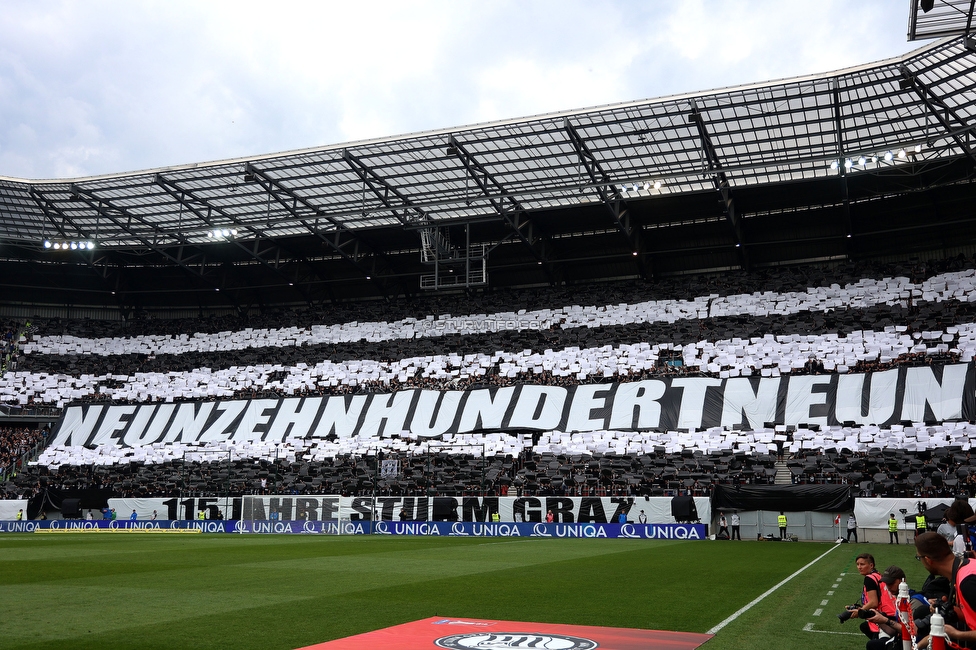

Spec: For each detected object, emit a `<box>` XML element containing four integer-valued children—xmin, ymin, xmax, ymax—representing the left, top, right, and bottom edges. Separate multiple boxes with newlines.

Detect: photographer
<box><xmin>864</xmin><ymin>567</ymin><xmax>908</xmax><ymax>650</ymax></box>
<box><xmin>915</xmin><ymin>531</ymin><xmax>976</xmax><ymax>648</ymax></box>
<box><xmin>841</xmin><ymin>553</ymin><xmax>898</xmax><ymax>639</ymax></box>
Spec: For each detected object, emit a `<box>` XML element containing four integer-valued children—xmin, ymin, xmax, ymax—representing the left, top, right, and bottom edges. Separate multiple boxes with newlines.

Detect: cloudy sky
<box><xmin>0</xmin><ymin>0</ymin><xmax>926</xmax><ymax>180</ymax></box>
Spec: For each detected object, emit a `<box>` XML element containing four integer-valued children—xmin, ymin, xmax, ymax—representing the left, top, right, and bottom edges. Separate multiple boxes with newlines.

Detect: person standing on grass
<box><xmin>847</xmin><ymin>513</ymin><xmax>858</xmax><ymax>543</ymax></box>
<box><xmin>888</xmin><ymin>513</ymin><xmax>899</xmax><ymax>544</ymax></box>
<box><xmin>718</xmin><ymin>513</ymin><xmax>729</xmax><ymax>538</ymax></box>
<box><xmin>778</xmin><ymin>511</ymin><xmax>787</xmax><ymax>539</ymax></box>
<box><xmin>916</xmin><ymin>508</ymin><xmax>927</xmax><ymax>540</ymax></box>
<box><xmin>730</xmin><ymin>510</ymin><xmax>741</xmax><ymax>540</ymax></box>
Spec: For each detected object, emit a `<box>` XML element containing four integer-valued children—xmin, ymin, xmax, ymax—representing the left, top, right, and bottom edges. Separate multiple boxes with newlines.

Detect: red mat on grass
<box><xmin>299</xmin><ymin>616</ymin><xmax>712</xmax><ymax>649</ymax></box>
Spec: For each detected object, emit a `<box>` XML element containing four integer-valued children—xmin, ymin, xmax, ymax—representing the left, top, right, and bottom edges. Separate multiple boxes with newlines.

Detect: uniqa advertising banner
<box><xmin>51</xmin><ymin>364</ymin><xmax>974</xmax><ymax>446</ymax></box>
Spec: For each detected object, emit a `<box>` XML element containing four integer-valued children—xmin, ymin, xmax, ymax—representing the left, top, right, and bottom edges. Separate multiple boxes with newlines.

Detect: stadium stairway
<box><xmin>774</xmin><ymin>461</ymin><xmax>793</xmax><ymax>485</ymax></box>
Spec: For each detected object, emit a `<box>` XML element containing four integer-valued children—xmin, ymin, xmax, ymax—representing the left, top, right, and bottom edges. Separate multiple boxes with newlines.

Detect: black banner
<box><xmin>51</xmin><ymin>363</ymin><xmax>975</xmax><ymax>447</ymax></box>
<box><xmin>711</xmin><ymin>484</ymin><xmax>853</xmax><ymax>512</ymax></box>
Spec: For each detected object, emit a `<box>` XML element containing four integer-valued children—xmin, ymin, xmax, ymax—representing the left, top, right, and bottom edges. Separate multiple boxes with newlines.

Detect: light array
<box><xmin>207</xmin><ymin>229</ymin><xmax>238</xmax><ymax>240</ymax></box>
<box><xmin>43</xmin><ymin>240</ymin><xmax>95</xmax><ymax>251</ymax></box>
<box><xmin>830</xmin><ymin>144</ymin><xmax>922</xmax><ymax>170</ymax></box>
<box><xmin>617</xmin><ymin>180</ymin><xmax>663</xmax><ymax>194</ymax></box>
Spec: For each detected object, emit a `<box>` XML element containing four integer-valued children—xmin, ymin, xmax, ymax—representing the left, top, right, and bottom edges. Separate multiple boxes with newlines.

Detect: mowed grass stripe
<box><xmin>0</xmin><ymin>535</ymin><xmax>888</xmax><ymax>650</ymax></box>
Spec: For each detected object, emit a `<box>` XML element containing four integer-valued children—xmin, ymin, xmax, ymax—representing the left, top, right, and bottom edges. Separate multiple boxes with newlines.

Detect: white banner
<box><xmin>0</xmin><ymin>500</ymin><xmax>28</xmax><ymax>521</ymax></box>
<box><xmin>853</xmin><ymin>497</ymin><xmax>961</xmax><ymax>529</ymax></box>
<box><xmin>106</xmin><ymin>495</ymin><xmax>710</xmax><ymax>524</ymax></box>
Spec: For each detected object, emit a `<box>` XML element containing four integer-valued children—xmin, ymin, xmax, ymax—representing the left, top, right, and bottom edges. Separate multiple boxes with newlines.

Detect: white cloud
<box><xmin>0</xmin><ymin>0</ymin><xmax>923</xmax><ymax>179</ymax></box>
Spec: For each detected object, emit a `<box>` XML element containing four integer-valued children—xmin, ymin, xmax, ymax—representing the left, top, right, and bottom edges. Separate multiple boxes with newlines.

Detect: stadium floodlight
<box><xmin>914</xmin><ymin>144</ymin><xmax>922</xmax><ymax>153</ymax></box>
<box><xmin>70</xmin><ymin>242</ymin><xmax>78</xmax><ymax>250</ymax></box>
<box><xmin>898</xmin><ymin>149</ymin><xmax>907</xmax><ymax>159</ymax></box>
<box><xmin>652</xmin><ymin>181</ymin><xmax>662</xmax><ymax>190</ymax></box>
<box><xmin>43</xmin><ymin>240</ymin><xmax>51</xmax><ymax>248</ymax></box>
<box><xmin>884</xmin><ymin>151</ymin><xmax>893</xmax><ymax>161</ymax></box>
<box><xmin>830</xmin><ymin>160</ymin><xmax>839</xmax><ymax>170</ymax></box>
<box><xmin>858</xmin><ymin>156</ymin><xmax>867</xmax><ymax>166</ymax></box>
<box><xmin>86</xmin><ymin>241</ymin><xmax>95</xmax><ymax>250</ymax></box>
<box><xmin>844</xmin><ymin>159</ymin><xmax>853</xmax><ymax>169</ymax></box>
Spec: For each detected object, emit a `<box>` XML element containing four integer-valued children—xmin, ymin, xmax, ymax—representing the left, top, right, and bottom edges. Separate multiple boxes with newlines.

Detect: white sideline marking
<box><xmin>706</xmin><ymin>544</ymin><xmax>841</xmax><ymax>635</ymax></box>
<box><xmin>803</xmin><ymin>623</ymin><xmax>860</xmax><ymax>636</ymax></box>
<box><xmin>820</xmin><ymin>600</ymin><xmax>829</xmax><ymax>606</ymax></box>
<box><xmin>832</xmin><ymin>583</ymin><xmax>839</xmax><ymax>588</ymax></box>
<box><xmin>827</xmin><ymin>591</ymin><xmax>835</xmax><ymax>596</ymax></box>
<box><xmin>813</xmin><ymin>608</ymin><xmax>823</xmax><ymax>616</ymax></box>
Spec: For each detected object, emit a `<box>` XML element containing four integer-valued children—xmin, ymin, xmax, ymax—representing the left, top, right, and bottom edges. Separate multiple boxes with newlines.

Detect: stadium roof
<box><xmin>1</xmin><ymin>35</ymin><xmax>975</xmax><ymax>314</ymax></box>
<box><xmin>908</xmin><ymin>0</ymin><xmax>975</xmax><ymax>41</ymax></box>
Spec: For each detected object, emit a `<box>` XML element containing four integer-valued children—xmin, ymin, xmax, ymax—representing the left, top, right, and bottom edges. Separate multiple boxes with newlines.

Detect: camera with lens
<box><xmin>837</xmin><ymin>607</ymin><xmax>876</xmax><ymax>624</ymax></box>
<box><xmin>935</xmin><ymin>600</ymin><xmax>959</xmax><ymax>627</ymax></box>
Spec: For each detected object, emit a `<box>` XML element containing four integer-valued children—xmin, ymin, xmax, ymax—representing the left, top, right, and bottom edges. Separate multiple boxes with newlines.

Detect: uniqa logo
<box><xmin>434</xmin><ymin>632</ymin><xmax>598</xmax><ymax>649</ymax></box>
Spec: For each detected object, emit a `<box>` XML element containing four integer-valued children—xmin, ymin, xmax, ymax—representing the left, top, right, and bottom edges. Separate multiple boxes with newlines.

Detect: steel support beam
<box><xmin>564</xmin><ymin>119</ymin><xmax>648</xmax><ymax>279</ymax></box>
<box><xmin>29</xmin><ymin>188</ymin><xmax>127</xmax><ymax>312</ymax></box>
<box><xmin>243</xmin><ymin>163</ymin><xmax>409</xmax><ymax>298</ymax></box>
<box><xmin>900</xmin><ymin>65</ymin><xmax>976</xmax><ymax>166</ymax></box>
<box><xmin>446</xmin><ymin>135</ymin><xmax>556</xmax><ymax>283</ymax></box>
<box><xmin>831</xmin><ymin>79</ymin><xmax>855</xmax><ymax>246</ymax></box>
<box><xmin>687</xmin><ymin>101</ymin><xmax>748</xmax><ymax>269</ymax></box>
<box><xmin>153</xmin><ymin>173</ymin><xmax>317</xmax><ymax>306</ymax></box>
<box><xmin>65</xmin><ymin>185</ymin><xmax>237</xmax><ymax>308</ymax></box>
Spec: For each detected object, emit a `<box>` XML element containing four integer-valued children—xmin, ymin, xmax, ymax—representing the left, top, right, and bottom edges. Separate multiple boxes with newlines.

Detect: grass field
<box><xmin>0</xmin><ymin>534</ymin><xmax>928</xmax><ymax>649</ymax></box>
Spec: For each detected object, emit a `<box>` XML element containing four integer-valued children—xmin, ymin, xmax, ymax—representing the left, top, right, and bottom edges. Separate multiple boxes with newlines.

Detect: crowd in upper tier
<box><xmin>2</xmin><ymin>255</ymin><xmax>976</xmax><ymax>502</ymax></box>
<box><xmin>1</xmin><ymin>256</ymin><xmax>975</xmax><ymax>408</ymax></box>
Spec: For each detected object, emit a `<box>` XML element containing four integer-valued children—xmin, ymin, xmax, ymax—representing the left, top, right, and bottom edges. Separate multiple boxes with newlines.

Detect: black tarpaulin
<box><xmin>711</xmin><ymin>484</ymin><xmax>853</xmax><ymax>512</ymax></box>
<box><xmin>27</xmin><ymin>488</ymin><xmax>114</xmax><ymax>519</ymax></box>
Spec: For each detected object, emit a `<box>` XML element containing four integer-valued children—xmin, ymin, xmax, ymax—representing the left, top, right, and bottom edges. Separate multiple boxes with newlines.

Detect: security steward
<box><xmin>917</xmin><ymin>509</ymin><xmax>928</xmax><ymax>540</ymax></box>
<box><xmin>889</xmin><ymin>513</ymin><xmax>900</xmax><ymax>545</ymax></box>
<box><xmin>915</xmin><ymin>532</ymin><xmax>976</xmax><ymax>648</ymax></box>
<box><xmin>778</xmin><ymin>511</ymin><xmax>788</xmax><ymax>540</ymax></box>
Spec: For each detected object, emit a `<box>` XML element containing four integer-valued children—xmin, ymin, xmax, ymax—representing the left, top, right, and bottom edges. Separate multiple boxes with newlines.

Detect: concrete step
<box><xmin>774</xmin><ymin>460</ymin><xmax>792</xmax><ymax>485</ymax></box>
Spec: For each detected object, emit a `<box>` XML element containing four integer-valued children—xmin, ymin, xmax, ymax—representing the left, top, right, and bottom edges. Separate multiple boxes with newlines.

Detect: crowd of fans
<box><xmin>0</xmin><ymin>426</ymin><xmax>46</xmax><ymax>479</ymax></box>
<box><xmin>4</xmin><ymin>255</ymin><xmax>976</xmax><ymax>504</ymax></box>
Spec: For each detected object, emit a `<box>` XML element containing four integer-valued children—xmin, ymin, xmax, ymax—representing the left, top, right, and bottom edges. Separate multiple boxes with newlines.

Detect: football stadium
<box><xmin>2</xmin><ymin>2</ymin><xmax>976</xmax><ymax>649</ymax></box>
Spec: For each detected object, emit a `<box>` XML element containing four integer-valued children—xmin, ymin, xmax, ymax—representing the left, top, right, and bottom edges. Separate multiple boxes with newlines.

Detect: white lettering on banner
<box><xmin>358</xmin><ymin>391</ymin><xmax>416</xmax><ymax>437</ymax></box>
<box><xmin>55</xmin><ymin>404</ymin><xmax>104</xmax><ymax>446</ymax></box>
<box><xmin>412</xmin><ymin>391</ymin><xmax>463</xmax><ymax>437</ymax></box>
<box><xmin>507</xmin><ymin>386</ymin><xmax>567</xmax><ymax>430</ymax></box>
<box><xmin>88</xmin><ymin>404</ymin><xmax>136</xmax><ymax>446</ymax></box>
<box><xmin>608</xmin><ymin>380</ymin><xmax>666</xmax><ymax>430</ymax></box>
<box><xmin>53</xmin><ymin>364</ymin><xmax>974</xmax><ymax>446</ymax></box>
<box><xmin>565</xmin><ymin>384</ymin><xmax>613</xmax><ymax>432</ymax></box>
<box><xmin>107</xmin><ymin>496</ymin><xmax>711</xmax><ymax>526</ymax></box>
<box><xmin>265</xmin><ymin>396</ymin><xmax>322</xmax><ymax>441</ymax></box>
<box><xmin>672</xmin><ymin>378</ymin><xmax>721</xmax><ymax>430</ymax></box>
<box><xmin>785</xmin><ymin>375</ymin><xmax>832</xmax><ymax>428</ymax></box>
<box><xmin>313</xmin><ymin>394</ymin><xmax>368</xmax><ymax>438</ymax></box>
<box><xmin>901</xmin><ymin>365</ymin><xmax>968</xmax><ymax>422</ymax></box>
<box><xmin>721</xmin><ymin>378</ymin><xmax>779</xmax><ymax>430</ymax></box>
<box><xmin>457</xmin><ymin>387</ymin><xmax>515</xmax><ymax>433</ymax></box>
<box><xmin>162</xmin><ymin>402</ymin><xmax>215</xmax><ymax>444</ymax></box>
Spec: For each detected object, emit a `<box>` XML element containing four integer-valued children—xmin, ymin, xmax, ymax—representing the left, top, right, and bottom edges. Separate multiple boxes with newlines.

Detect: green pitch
<box><xmin>0</xmin><ymin>535</ymin><xmax>926</xmax><ymax>649</ymax></box>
